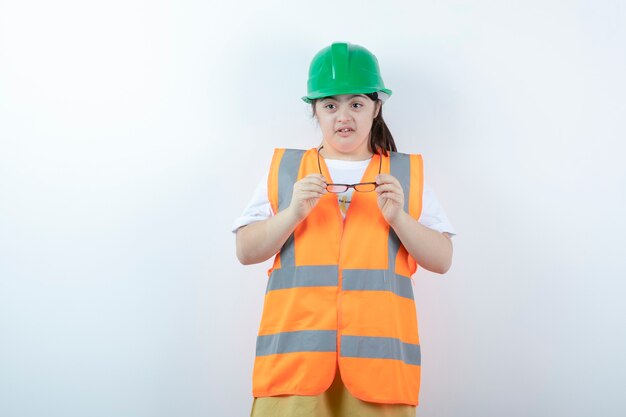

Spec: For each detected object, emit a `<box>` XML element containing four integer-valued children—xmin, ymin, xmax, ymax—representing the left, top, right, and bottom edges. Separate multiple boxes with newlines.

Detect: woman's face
<box><xmin>314</xmin><ymin>94</ymin><xmax>381</xmax><ymax>160</ymax></box>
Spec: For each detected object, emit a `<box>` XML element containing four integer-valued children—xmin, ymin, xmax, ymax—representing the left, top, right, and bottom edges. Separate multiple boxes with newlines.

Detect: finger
<box><xmin>375</xmin><ymin>184</ymin><xmax>400</xmax><ymax>193</ymax></box>
<box><xmin>299</xmin><ymin>191</ymin><xmax>324</xmax><ymax>200</ymax></box>
<box><xmin>302</xmin><ymin>176</ymin><xmax>328</xmax><ymax>188</ymax></box>
<box><xmin>305</xmin><ymin>174</ymin><xmax>327</xmax><ymax>183</ymax></box>
<box><xmin>298</xmin><ymin>183</ymin><xmax>328</xmax><ymax>193</ymax></box>
<box><xmin>375</xmin><ymin>186</ymin><xmax>402</xmax><ymax>198</ymax></box>
<box><xmin>310</xmin><ymin>178</ymin><xmax>328</xmax><ymax>188</ymax></box>
<box><xmin>298</xmin><ymin>184</ymin><xmax>327</xmax><ymax>194</ymax></box>
<box><xmin>375</xmin><ymin>174</ymin><xmax>399</xmax><ymax>185</ymax></box>
<box><xmin>377</xmin><ymin>191</ymin><xmax>403</xmax><ymax>203</ymax></box>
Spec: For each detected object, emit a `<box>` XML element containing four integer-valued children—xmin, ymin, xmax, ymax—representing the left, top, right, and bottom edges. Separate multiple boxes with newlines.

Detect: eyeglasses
<box><xmin>316</xmin><ymin>145</ymin><xmax>382</xmax><ymax>193</ymax></box>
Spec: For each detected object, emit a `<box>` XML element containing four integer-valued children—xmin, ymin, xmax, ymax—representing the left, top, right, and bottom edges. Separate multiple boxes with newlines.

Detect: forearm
<box><xmin>235</xmin><ymin>207</ymin><xmax>302</xmax><ymax>265</ymax></box>
<box><xmin>389</xmin><ymin>210</ymin><xmax>453</xmax><ymax>274</ymax></box>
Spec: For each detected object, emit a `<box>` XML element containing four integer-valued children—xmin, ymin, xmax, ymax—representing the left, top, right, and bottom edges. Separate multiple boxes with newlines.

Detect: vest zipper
<box><xmin>337</xmin><ymin>198</ymin><xmax>346</xmax><ymax>361</ymax></box>
<box><xmin>319</xmin><ymin>150</ymin><xmax>377</xmax><ymax>363</ymax></box>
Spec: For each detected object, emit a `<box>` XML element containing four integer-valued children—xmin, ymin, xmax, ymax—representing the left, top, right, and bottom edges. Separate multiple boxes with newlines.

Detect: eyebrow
<box><xmin>321</xmin><ymin>94</ymin><xmax>366</xmax><ymax>102</ymax></box>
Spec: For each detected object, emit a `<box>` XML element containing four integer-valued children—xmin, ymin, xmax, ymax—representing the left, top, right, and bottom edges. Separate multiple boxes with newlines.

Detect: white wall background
<box><xmin>1</xmin><ymin>1</ymin><xmax>624</xmax><ymax>416</ymax></box>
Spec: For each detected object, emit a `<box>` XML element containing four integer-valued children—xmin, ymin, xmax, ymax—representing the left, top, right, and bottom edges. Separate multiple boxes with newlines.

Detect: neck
<box><xmin>319</xmin><ymin>145</ymin><xmax>373</xmax><ymax>161</ymax></box>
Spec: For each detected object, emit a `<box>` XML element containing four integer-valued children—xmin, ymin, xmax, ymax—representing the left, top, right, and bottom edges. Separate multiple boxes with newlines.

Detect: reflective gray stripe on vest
<box><xmin>389</xmin><ymin>152</ymin><xmax>411</xmax><ymax>214</ymax></box>
<box><xmin>388</xmin><ymin>152</ymin><xmax>413</xmax><ymax>295</ymax></box>
<box><xmin>277</xmin><ymin>149</ymin><xmax>306</xmax><ymax>212</ymax></box>
<box><xmin>341</xmin><ymin>335</ymin><xmax>421</xmax><ymax>366</ymax></box>
<box><xmin>342</xmin><ymin>269</ymin><xmax>414</xmax><ymax>300</ymax></box>
<box><xmin>256</xmin><ymin>330</ymin><xmax>337</xmax><ymax>356</ymax></box>
<box><xmin>267</xmin><ymin>265</ymin><xmax>339</xmax><ymax>293</ymax></box>
<box><xmin>276</xmin><ymin>149</ymin><xmax>306</xmax><ymax>268</ymax></box>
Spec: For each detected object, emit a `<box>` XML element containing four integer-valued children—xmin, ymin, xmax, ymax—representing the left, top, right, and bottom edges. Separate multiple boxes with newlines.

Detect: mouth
<box><xmin>336</xmin><ymin>127</ymin><xmax>354</xmax><ymax>133</ymax></box>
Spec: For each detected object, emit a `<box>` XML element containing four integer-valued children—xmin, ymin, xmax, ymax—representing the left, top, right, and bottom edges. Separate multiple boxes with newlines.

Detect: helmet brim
<box><xmin>302</xmin><ymin>87</ymin><xmax>392</xmax><ymax>103</ymax></box>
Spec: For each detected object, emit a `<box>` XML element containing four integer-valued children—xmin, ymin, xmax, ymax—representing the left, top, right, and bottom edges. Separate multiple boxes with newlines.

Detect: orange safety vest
<box><xmin>252</xmin><ymin>147</ymin><xmax>424</xmax><ymax>405</ymax></box>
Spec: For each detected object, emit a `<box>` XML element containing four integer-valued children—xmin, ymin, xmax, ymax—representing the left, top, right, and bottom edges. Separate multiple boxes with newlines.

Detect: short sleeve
<box><xmin>231</xmin><ymin>169</ymin><xmax>273</xmax><ymax>233</ymax></box>
<box><xmin>417</xmin><ymin>182</ymin><xmax>457</xmax><ymax>238</ymax></box>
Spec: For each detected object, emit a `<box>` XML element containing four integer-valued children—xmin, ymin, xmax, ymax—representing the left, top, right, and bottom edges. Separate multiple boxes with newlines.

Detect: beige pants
<box><xmin>250</xmin><ymin>365</ymin><xmax>417</xmax><ymax>417</ymax></box>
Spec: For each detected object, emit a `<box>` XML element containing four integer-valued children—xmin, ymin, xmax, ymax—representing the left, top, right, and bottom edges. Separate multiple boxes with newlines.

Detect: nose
<box><xmin>336</xmin><ymin>104</ymin><xmax>353</xmax><ymax>123</ymax></box>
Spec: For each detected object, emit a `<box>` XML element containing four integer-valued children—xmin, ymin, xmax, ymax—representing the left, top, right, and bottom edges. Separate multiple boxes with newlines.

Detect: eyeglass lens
<box><xmin>326</xmin><ymin>183</ymin><xmax>377</xmax><ymax>193</ymax></box>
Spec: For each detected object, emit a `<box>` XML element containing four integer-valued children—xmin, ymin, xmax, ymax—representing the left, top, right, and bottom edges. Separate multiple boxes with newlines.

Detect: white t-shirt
<box><xmin>231</xmin><ymin>157</ymin><xmax>457</xmax><ymax>237</ymax></box>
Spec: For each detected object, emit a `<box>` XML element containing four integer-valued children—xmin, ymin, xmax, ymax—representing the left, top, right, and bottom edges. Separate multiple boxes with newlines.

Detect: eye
<box><xmin>324</xmin><ymin>104</ymin><xmax>336</xmax><ymax>110</ymax></box>
<box><xmin>352</xmin><ymin>102</ymin><xmax>363</xmax><ymax>109</ymax></box>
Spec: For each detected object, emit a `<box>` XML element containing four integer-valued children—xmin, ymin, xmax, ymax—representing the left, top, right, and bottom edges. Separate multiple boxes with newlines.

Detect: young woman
<box><xmin>233</xmin><ymin>42</ymin><xmax>456</xmax><ymax>417</ymax></box>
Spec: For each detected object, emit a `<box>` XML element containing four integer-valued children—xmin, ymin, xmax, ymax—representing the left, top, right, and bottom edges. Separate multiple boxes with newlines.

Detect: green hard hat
<box><xmin>302</xmin><ymin>42</ymin><xmax>392</xmax><ymax>103</ymax></box>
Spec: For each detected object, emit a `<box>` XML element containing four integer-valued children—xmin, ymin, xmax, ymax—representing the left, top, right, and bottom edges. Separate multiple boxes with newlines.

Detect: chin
<box><xmin>331</xmin><ymin>144</ymin><xmax>357</xmax><ymax>154</ymax></box>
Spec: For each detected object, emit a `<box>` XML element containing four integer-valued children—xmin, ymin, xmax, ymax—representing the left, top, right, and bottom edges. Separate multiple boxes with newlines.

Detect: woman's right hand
<box><xmin>287</xmin><ymin>174</ymin><xmax>328</xmax><ymax>222</ymax></box>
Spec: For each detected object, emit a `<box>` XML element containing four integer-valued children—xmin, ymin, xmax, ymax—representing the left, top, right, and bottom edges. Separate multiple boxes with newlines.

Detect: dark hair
<box><xmin>311</xmin><ymin>92</ymin><xmax>397</xmax><ymax>156</ymax></box>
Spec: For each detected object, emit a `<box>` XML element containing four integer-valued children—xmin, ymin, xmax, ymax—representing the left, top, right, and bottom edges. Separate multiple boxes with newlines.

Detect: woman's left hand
<box><xmin>375</xmin><ymin>174</ymin><xmax>405</xmax><ymax>225</ymax></box>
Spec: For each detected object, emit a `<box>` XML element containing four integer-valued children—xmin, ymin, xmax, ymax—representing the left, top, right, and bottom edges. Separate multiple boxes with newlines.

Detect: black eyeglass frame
<box><xmin>316</xmin><ymin>145</ymin><xmax>382</xmax><ymax>193</ymax></box>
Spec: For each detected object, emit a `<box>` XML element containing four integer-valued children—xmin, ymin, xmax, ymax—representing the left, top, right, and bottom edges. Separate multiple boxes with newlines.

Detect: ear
<box><xmin>374</xmin><ymin>100</ymin><xmax>382</xmax><ymax>118</ymax></box>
